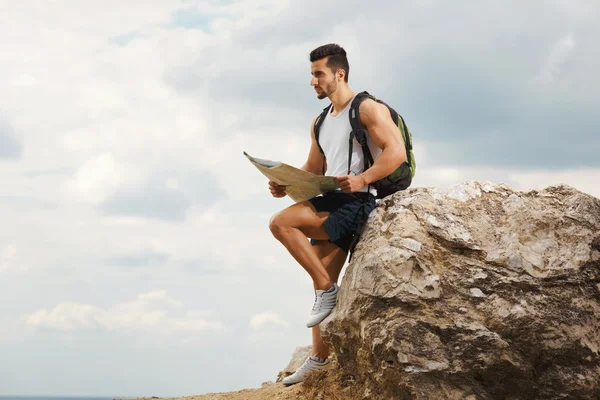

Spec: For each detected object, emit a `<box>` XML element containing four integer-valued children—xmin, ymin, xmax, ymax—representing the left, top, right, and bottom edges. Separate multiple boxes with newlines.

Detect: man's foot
<box><xmin>306</xmin><ymin>282</ymin><xmax>339</xmax><ymax>328</ymax></box>
<box><xmin>282</xmin><ymin>356</ymin><xmax>330</xmax><ymax>386</ymax></box>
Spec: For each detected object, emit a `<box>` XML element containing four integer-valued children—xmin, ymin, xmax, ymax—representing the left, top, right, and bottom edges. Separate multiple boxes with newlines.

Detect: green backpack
<box><xmin>314</xmin><ymin>91</ymin><xmax>416</xmax><ymax>199</ymax></box>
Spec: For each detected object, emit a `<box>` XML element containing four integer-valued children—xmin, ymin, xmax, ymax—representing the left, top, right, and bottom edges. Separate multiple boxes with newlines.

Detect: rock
<box><xmin>469</xmin><ymin>288</ymin><xmax>486</xmax><ymax>297</ymax></box>
<box><xmin>275</xmin><ymin>345</ymin><xmax>312</xmax><ymax>383</ymax></box>
<box><xmin>318</xmin><ymin>181</ymin><xmax>600</xmax><ymax>399</ymax></box>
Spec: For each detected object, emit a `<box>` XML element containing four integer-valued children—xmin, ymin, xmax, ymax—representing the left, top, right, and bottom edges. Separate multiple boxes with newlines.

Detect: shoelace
<box><xmin>297</xmin><ymin>358</ymin><xmax>322</xmax><ymax>374</ymax></box>
<box><xmin>291</xmin><ymin>360</ymin><xmax>310</xmax><ymax>377</ymax></box>
<box><xmin>311</xmin><ymin>293</ymin><xmax>322</xmax><ymax>312</ymax></box>
<box><xmin>299</xmin><ymin>361</ymin><xmax>310</xmax><ymax>372</ymax></box>
<box><xmin>312</xmin><ymin>288</ymin><xmax>337</xmax><ymax>312</ymax></box>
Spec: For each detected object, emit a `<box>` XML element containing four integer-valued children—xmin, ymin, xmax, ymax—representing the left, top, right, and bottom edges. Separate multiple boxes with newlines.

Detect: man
<box><xmin>268</xmin><ymin>43</ymin><xmax>406</xmax><ymax>386</ymax></box>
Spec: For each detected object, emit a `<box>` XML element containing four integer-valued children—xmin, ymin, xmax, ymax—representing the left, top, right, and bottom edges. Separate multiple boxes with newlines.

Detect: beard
<box><xmin>316</xmin><ymin>79</ymin><xmax>337</xmax><ymax>100</ymax></box>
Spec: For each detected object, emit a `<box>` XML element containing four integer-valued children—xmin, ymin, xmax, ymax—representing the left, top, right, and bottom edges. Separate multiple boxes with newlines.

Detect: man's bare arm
<box><xmin>358</xmin><ymin>99</ymin><xmax>406</xmax><ymax>185</ymax></box>
<box><xmin>300</xmin><ymin>116</ymin><xmax>326</xmax><ymax>175</ymax></box>
<box><xmin>336</xmin><ymin>99</ymin><xmax>406</xmax><ymax>192</ymax></box>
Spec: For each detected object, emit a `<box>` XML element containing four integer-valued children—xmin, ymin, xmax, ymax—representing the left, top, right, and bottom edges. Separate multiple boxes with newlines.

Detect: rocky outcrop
<box><xmin>156</xmin><ymin>182</ymin><xmax>599</xmax><ymax>400</ymax></box>
<box><xmin>313</xmin><ymin>181</ymin><xmax>600</xmax><ymax>399</ymax></box>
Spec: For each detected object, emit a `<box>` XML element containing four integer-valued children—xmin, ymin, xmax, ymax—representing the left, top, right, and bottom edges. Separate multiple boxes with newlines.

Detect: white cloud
<box><xmin>25</xmin><ymin>290</ymin><xmax>225</xmax><ymax>337</ymax></box>
<box><xmin>413</xmin><ymin>164</ymin><xmax>600</xmax><ymax>200</ymax></box>
<box><xmin>250</xmin><ymin>311</ymin><xmax>290</xmax><ymax>330</ymax></box>
<box><xmin>0</xmin><ymin>117</ymin><xmax>22</xmax><ymax>160</ymax></box>
<box><xmin>0</xmin><ymin>0</ymin><xmax>599</xmax><ymax>396</ymax></box>
<box><xmin>70</xmin><ymin>153</ymin><xmax>126</xmax><ymax>205</ymax></box>
<box><xmin>27</xmin><ymin>303</ymin><xmax>100</xmax><ymax>331</ymax></box>
<box><xmin>508</xmin><ymin>168</ymin><xmax>600</xmax><ymax>199</ymax></box>
<box><xmin>536</xmin><ymin>33</ymin><xmax>576</xmax><ymax>84</ymax></box>
<box><xmin>0</xmin><ymin>244</ymin><xmax>17</xmax><ymax>271</ymax></box>
<box><xmin>9</xmin><ymin>74</ymin><xmax>37</xmax><ymax>87</ymax></box>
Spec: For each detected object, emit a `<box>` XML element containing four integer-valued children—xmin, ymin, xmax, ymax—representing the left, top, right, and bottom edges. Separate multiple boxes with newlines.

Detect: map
<box><xmin>244</xmin><ymin>152</ymin><xmax>340</xmax><ymax>202</ymax></box>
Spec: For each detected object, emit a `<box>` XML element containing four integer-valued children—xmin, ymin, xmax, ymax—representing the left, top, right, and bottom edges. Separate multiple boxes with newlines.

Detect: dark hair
<box><xmin>309</xmin><ymin>43</ymin><xmax>349</xmax><ymax>82</ymax></box>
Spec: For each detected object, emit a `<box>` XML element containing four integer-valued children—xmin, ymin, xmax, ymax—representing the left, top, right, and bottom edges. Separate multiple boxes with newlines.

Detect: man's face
<box><xmin>310</xmin><ymin>58</ymin><xmax>338</xmax><ymax>100</ymax></box>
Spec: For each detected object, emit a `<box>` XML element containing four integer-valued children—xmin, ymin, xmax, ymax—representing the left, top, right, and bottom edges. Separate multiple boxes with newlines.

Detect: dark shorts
<box><xmin>308</xmin><ymin>191</ymin><xmax>377</xmax><ymax>253</ymax></box>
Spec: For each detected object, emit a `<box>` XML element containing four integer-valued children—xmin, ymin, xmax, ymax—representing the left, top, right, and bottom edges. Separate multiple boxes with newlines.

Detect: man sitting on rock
<box><xmin>268</xmin><ymin>43</ymin><xmax>407</xmax><ymax>386</ymax></box>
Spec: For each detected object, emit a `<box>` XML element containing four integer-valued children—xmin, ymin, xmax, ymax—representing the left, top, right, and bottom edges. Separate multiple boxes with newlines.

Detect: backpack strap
<box><xmin>351</xmin><ymin>93</ymin><xmax>413</xmax><ymax>175</ymax></box>
<box><xmin>397</xmin><ymin>113</ymin><xmax>412</xmax><ymax>169</ymax></box>
<box><xmin>375</xmin><ymin>100</ymin><xmax>412</xmax><ymax>171</ymax></box>
<box><xmin>348</xmin><ymin>92</ymin><xmax>376</xmax><ymax>176</ymax></box>
<box><xmin>313</xmin><ymin>104</ymin><xmax>332</xmax><ymax>175</ymax></box>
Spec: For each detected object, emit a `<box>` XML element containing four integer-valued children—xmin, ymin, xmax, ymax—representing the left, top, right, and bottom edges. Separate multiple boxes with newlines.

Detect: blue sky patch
<box><xmin>110</xmin><ymin>31</ymin><xmax>140</xmax><ymax>46</ymax></box>
<box><xmin>168</xmin><ymin>8</ymin><xmax>214</xmax><ymax>30</ymax></box>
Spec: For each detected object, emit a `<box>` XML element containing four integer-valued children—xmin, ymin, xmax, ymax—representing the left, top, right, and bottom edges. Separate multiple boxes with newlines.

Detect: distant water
<box><xmin>0</xmin><ymin>397</ymin><xmax>131</xmax><ymax>400</ymax></box>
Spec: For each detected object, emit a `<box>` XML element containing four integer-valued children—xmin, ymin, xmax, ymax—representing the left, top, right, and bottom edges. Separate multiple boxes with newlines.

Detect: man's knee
<box><xmin>269</xmin><ymin>203</ymin><xmax>323</xmax><ymax>239</ymax></box>
<box><xmin>269</xmin><ymin>211</ymin><xmax>288</xmax><ymax>239</ymax></box>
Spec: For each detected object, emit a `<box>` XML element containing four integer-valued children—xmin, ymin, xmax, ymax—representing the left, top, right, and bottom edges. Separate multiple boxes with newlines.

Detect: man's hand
<box><xmin>269</xmin><ymin>181</ymin><xmax>288</xmax><ymax>198</ymax></box>
<box><xmin>335</xmin><ymin>175</ymin><xmax>367</xmax><ymax>193</ymax></box>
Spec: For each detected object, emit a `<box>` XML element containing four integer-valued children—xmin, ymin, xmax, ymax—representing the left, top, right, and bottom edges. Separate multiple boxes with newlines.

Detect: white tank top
<box><xmin>318</xmin><ymin>94</ymin><xmax>382</xmax><ymax>195</ymax></box>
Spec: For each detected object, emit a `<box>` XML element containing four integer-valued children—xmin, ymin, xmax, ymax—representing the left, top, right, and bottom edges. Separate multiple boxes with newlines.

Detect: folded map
<box><xmin>244</xmin><ymin>152</ymin><xmax>340</xmax><ymax>202</ymax></box>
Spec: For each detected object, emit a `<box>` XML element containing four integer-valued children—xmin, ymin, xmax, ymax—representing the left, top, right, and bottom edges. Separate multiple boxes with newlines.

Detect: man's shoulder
<box><xmin>311</xmin><ymin>104</ymin><xmax>333</xmax><ymax>130</ymax></box>
<box><xmin>311</xmin><ymin>113</ymin><xmax>321</xmax><ymax>131</ymax></box>
<box><xmin>357</xmin><ymin>97</ymin><xmax>387</xmax><ymax>124</ymax></box>
<box><xmin>356</xmin><ymin>96</ymin><xmax>381</xmax><ymax>111</ymax></box>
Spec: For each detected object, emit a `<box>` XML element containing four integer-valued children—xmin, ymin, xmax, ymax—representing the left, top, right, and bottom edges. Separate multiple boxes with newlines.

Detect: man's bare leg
<box><xmin>310</xmin><ymin>241</ymin><xmax>348</xmax><ymax>358</ymax></box>
<box><xmin>269</xmin><ymin>201</ymin><xmax>335</xmax><ymax>290</ymax></box>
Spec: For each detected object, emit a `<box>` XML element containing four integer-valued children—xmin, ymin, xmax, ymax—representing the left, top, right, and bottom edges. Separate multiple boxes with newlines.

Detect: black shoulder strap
<box><xmin>313</xmin><ymin>104</ymin><xmax>331</xmax><ymax>175</ymax></box>
<box><xmin>348</xmin><ymin>92</ymin><xmax>375</xmax><ymax>175</ymax></box>
<box><xmin>313</xmin><ymin>104</ymin><xmax>331</xmax><ymax>155</ymax></box>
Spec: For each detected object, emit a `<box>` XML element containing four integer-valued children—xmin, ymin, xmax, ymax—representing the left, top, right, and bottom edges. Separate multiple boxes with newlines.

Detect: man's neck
<box><xmin>329</xmin><ymin>87</ymin><xmax>355</xmax><ymax>114</ymax></box>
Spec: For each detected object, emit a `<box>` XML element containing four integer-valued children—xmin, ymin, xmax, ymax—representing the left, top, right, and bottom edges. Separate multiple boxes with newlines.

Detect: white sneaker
<box><xmin>282</xmin><ymin>356</ymin><xmax>330</xmax><ymax>386</ymax></box>
<box><xmin>306</xmin><ymin>282</ymin><xmax>339</xmax><ymax>328</ymax></box>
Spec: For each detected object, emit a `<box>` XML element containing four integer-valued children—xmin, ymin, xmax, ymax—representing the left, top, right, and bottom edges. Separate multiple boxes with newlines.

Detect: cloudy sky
<box><xmin>1</xmin><ymin>0</ymin><xmax>598</xmax><ymax>397</ymax></box>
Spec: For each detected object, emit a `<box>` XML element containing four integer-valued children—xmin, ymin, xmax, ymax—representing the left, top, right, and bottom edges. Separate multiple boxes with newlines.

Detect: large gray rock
<box><xmin>321</xmin><ymin>181</ymin><xmax>600</xmax><ymax>399</ymax></box>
